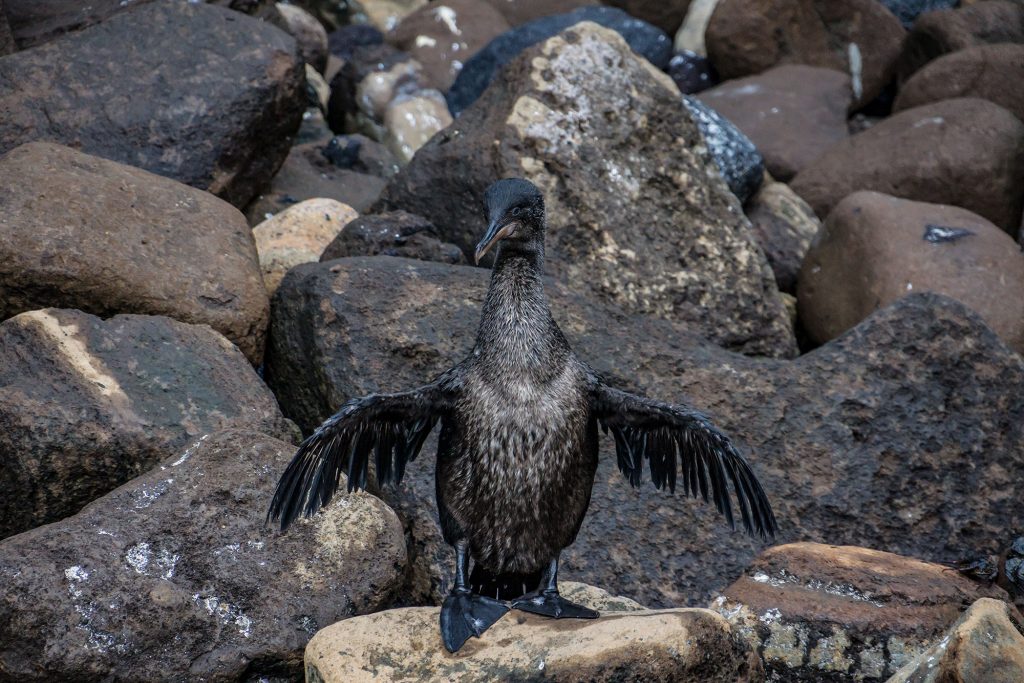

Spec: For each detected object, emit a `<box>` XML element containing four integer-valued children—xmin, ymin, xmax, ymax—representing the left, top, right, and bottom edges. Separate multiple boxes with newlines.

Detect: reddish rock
<box><xmin>897</xmin><ymin>0</ymin><xmax>1024</xmax><ymax>82</ymax></box>
<box><xmin>0</xmin><ymin>1</ymin><xmax>304</xmax><ymax>208</ymax></box>
<box><xmin>705</xmin><ymin>0</ymin><xmax>906</xmax><ymax>108</ymax></box>
<box><xmin>480</xmin><ymin>0</ymin><xmax>599</xmax><ymax>26</ymax></box>
<box><xmin>0</xmin><ymin>142</ymin><xmax>270</xmax><ymax>364</ymax></box>
<box><xmin>697</xmin><ymin>65</ymin><xmax>851</xmax><ymax>181</ymax></box>
<box><xmin>744</xmin><ymin>180</ymin><xmax>821</xmax><ymax>293</ymax></box>
<box><xmin>894</xmin><ymin>44</ymin><xmax>1024</xmax><ymax>124</ymax></box>
<box><xmin>604</xmin><ymin>0</ymin><xmax>693</xmax><ymax>34</ymax></box>
<box><xmin>790</xmin><ymin>98</ymin><xmax>1024</xmax><ymax>233</ymax></box>
<box><xmin>390</xmin><ymin>0</ymin><xmax>510</xmax><ymax>91</ymax></box>
<box><xmin>797</xmin><ymin>191</ymin><xmax>1024</xmax><ymax>353</ymax></box>
<box><xmin>713</xmin><ymin>543</ymin><xmax>1018</xmax><ymax>681</ymax></box>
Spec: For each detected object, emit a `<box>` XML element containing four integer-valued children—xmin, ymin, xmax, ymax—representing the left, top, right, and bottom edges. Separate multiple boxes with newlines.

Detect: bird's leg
<box><xmin>511</xmin><ymin>554</ymin><xmax>599</xmax><ymax>619</ymax></box>
<box><xmin>439</xmin><ymin>540</ymin><xmax>509</xmax><ymax>653</ymax></box>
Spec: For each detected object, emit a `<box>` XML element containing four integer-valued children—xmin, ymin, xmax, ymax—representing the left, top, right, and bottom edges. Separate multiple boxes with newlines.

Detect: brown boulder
<box><xmin>480</xmin><ymin>0</ymin><xmax>599</xmax><ymax>26</ymax></box>
<box><xmin>319</xmin><ymin>211</ymin><xmax>465</xmax><ymax>264</ymax></box>
<box><xmin>376</xmin><ymin>23</ymin><xmax>796</xmax><ymax>357</ymax></box>
<box><xmin>697</xmin><ymin>65</ymin><xmax>851</xmax><ymax>181</ymax></box>
<box><xmin>797</xmin><ymin>191</ymin><xmax>1024</xmax><ymax>353</ymax></box>
<box><xmin>713</xmin><ymin>543</ymin><xmax>1018</xmax><ymax>681</ymax></box>
<box><xmin>0</xmin><ymin>1</ymin><xmax>304</xmax><ymax>208</ymax></box>
<box><xmin>897</xmin><ymin>0</ymin><xmax>1024</xmax><ymax>83</ymax></box>
<box><xmin>894</xmin><ymin>44</ymin><xmax>1024</xmax><ymax>124</ymax></box>
<box><xmin>705</xmin><ymin>0</ymin><xmax>906</xmax><ymax>108</ymax></box>
<box><xmin>0</xmin><ymin>142</ymin><xmax>270</xmax><ymax>363</ymax></box>
<box><xmin>790</xmin><ymin>98</ymin><xmax>1024</xmax><ymax>233</ymax></box>
<box><xmin>390</xmin><ymin>0</ymin><xmax>510</xmax><ymax>91</ymax></box>
<box><xmin>888</xmin><ymin>598</ymin><xmax>1024</xmax><ymax>683</ymax></box>
<box><xmin>604</xmin><ymin>0</ymin><xmax>693</xmax><ymax>34</ymax></box>
<box><xmin>0</xmin><ymin>429</ymin><xmax>406</xmax><ymax>682</ymax></box>
<box><xmin>266</xmin><ymin>256</ymin><xmax>1024</xmax><ymax>608</ymax></box>
<box><xmin>744</xmin><ymin>180</ymin><xmax>821</xmax><ymax>293</ymax></box>
<box><xmin>306</xmin><ymin>604</ymin><xmax>761</xmax><ymax>682</ymax></box>
<box><xmin>0</xmin><ymin>309</ymin><xmax>296</xmax><ymax>540</ymax></box>
<box><xmin>277</xmin><ymin>2</ymin><xmax>329</xmax><ymax>73</ymax></box>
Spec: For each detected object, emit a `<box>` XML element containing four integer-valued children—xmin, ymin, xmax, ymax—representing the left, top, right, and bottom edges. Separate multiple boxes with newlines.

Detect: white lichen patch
<box><xmin>193</xmin><ymin>594</ymin><xmax>254</xmax><ymax>638</ymax></box>
<box><xmin>808</xmin><ymin>628</ymin><xmax>854</xmax><ymax>673</ymax></box>
<box><xmin>167</xmin><ymin>433</ymin><xmax>209</xmax><ymax>468</ymax></box>
<box><xmin>125</xmin><ymin>542</ymin><xmax>151</xmax><ymax>574</ymax></box>
<box><xmin>432</xmin><ymin>5</ymin><xmax>460</xmax><ymax>35</ymax></box>
<box><xmin>131</xmin><ymin>478</ymin><xmax>174</xmax><ymax>509</ymax></box>
<box><xmin>65</xmin><ymin>565</ymin><xmax>90</xmax><ymax>598</ymax></box>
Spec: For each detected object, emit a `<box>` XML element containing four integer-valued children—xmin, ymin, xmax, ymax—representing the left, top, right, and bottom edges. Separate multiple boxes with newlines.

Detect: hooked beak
<box><xmin>474</xmin><ymin>219</ymin><xmax>517</xmax><ymax>264</ymax></box>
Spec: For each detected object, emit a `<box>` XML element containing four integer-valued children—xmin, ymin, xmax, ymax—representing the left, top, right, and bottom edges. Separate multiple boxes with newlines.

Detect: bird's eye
<box><xmin>512</xmin><ymin>207</ymin><xmax>521</xmax><ymax>217</ymax></box>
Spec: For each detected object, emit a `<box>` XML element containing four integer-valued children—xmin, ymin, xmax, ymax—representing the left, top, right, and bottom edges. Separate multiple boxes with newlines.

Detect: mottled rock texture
<box><xmin>305</xmin><ymin>604</ymin><xmax>761</xmax><ymax>682</ymax></box>
<box><xmin>0</xmin><ymin>309</ymin><xmax>296</xmax><ymax>540</ymax></box>
<box><xmin>0</xmin><ymin>1</ymin><xmax>305</xmax><ymax>208</ymax></box>
<box><xmin>744</xmin><ymin>180</ymin><xmax>821</xmax><ymax>294</ymax></box>
<box><xmin>682</xmin><ymin>95</ymin><xmax>765</xmax><ymax>203</ymax></box>
<box><xmin>277</xmin><ymin>2</ymin><xmax>329</xmax><ymax>73</ymax></box>
<box><xmin>266</xmin><ymin>257</ymin><xmax>1024</xmax><ymax>609</ymax></box>
<box><xmin>0</xmin><ymin>429</ymin><xmax>406</xmax><ymax>682</ymax></box>
<box><xmin>790</xmin><ymin>98</ymin><xmax>1024</xmax><ymax>233</ymax></box>
<box><xmin>0</xmin><ymin>143</ymin><xmax>270</xmax><ymax>363</ymax></box>
<box><xmin>712</xmin><ymin>543</ymin><xmax>1018</xmax><ymax>681</ymax></box>
<box><xmin>705</xmin><ymin>0</ymin><xmax>906</xmax><ymax>108</ymax></box>
<box><xmin>378</xmin><ymin>23</ymin><xmax>795</xmax><ymax>357</ymax></box>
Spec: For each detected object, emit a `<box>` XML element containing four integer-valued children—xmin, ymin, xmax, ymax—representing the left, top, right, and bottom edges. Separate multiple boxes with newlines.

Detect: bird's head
<box><xmin>475</xmin><ymin>178</ymin><xmax>545</xmax><ymax>265</ymax></box>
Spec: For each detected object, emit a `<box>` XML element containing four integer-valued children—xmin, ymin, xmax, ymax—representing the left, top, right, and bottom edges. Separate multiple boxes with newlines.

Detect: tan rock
<box><xmin>305</xmin><ymin>603</ymin><xmax>761</xmax><ymax>682</ymax></box>
<box><xmin>674</xmin><ymin>0</ymin><xmax>720</xmax><ymax>54</ymax></box>
<box><xmin>712</xmin><ymin>543</ymin><xmax>1018</xmax><ymax>681</ymax></box>
<box><xmin>361</xmin><ymin>0</ymin><xmax>429</xmax><ymax>32</ymax></box>
<box><xmin>383</xmin><ymin>90</ymin><xmax>453</xmax><ymax>164</ymax></box>
<box><xmin>277</xmin><ymin>2</ymin><xmax>329</xmax><ymax>73</ymax></box>
<box><xmin>887</xmin><ymin>598</ymin><xmax>1024</xmax><ymax>683</ymax></box>
<box><xmin>253</xmin><ymin>199</ymin><xmax>359</xmax><ymax>294</ymax></box>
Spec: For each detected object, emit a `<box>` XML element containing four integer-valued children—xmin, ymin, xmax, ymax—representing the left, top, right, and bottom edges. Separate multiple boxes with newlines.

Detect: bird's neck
<box><xmin>475</xmin><ymin>242</ymin><xmax>566</xmax><ymax>379</ymax></box>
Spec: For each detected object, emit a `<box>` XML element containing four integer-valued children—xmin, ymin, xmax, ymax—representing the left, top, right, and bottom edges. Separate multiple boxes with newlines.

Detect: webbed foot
<box><xmin>440</xmin><ymin>590</ymin><xmax>509</xmax><ymax>653</ymax></box>
<box><xmin>511</xmin><ymin>590</ymin><xmax>599</xmax><ymax>619</ymax></box>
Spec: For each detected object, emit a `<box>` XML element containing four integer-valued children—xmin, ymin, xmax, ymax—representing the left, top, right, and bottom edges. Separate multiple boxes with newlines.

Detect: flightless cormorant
<box><xmin>268</xmin><ymin>178</ymin><xmax>778</xmax><ymax>653</ymax></box>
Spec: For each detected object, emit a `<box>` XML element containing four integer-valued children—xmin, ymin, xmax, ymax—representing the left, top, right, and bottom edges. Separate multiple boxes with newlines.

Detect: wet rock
<box><xmin>327</xmin><ymin>22</ymin><xmax>384</xmax><ymax>60</ymax></box>
<box><xmin>446</xmin><ymin>6</ymin><xmax>673</xmax><ymax>115</ymax></box>
<box><xmin>712</xmin><ymin>543</ymin><xmax>1018</xmax><ymax>681</ymax></box>
<box><xmin>682</xmin><ymin>96</ymin><xmax>765</xmax><ymax>203</ymax></box>
<box><xmin>894</xmin><ymin>44</ymin><xmax>1024</xmax><ymax>124</ymax></box>
<box><xmin>479</xmin><ymin>0</ymin><xmax>599</xmax><ymax>27</ymax></box>
<box><xmin>0</xmin><ymin>429</ymin><xmax>405</xmax><ymax>682</ymax></box>
<box><xmin>667</xmin><ymin>49</ymin><xmax>718</xmax><ymax>94</ymax></box>
<box><xmin>896</xmin><ymin>1</ymin><xmax>1024</xmax><ymax>82</ymax></box>
<box><xmin>319</xmin><ymin>211</ymin><xmax>465</xmax><ymax>263</ymax></box>
<box><xmin>390</xmin><ymin>0</ymin><xmax>510</xmax><ymax>92</ymax></box>
<box><xmin>697</xmin><ymin>65</ymin><xmax>851</xmax><ymax>181</ymax></box>
<box><xmin>674</xmin><ymin>0</ymin><xmax>719</xmax><ymax>55</ymax></box>
<box><xmin>306</xmin><ymin>64</ymin><xmax>331</xmax><ymax>112</ymax></box>
<box><xmin>744</xmin><ymin>180</ymin><xmax>821</xmax><ymax>293</ymax></box>
<box><xmin>790</xmin><ymin>98</ymin><xmax>1024</xmax><ymax>232</ymax></box>
<box><xmin>378</xmin><ymin>24</ymin><xmax>794</xmax><ymax>356</ymax></box>
<box><xmin>797</xmin><ymin>191</ymin><xmax>1024</xmax><ymax>354</ymax></box>
<box><xmin>277</xmin><ymin>2</ymin><xmax>329</xmax><ymax>73</ymax></box>
<box><xmin>604</xmin><ymin>0</ymin><xmax>693</xmax><ymax>34</ymax></box>
<box><xmin>244</xmin><ymin>142</ymin><xmax>388</xmax><ymax>222</ymax></box>
<box><xmin>705</xmin><ymin>0</ymin><xmax>906</xmax><ymax>109</ymax></box>
<box><xmin>322</xmin><ymin>134</ymin><xmax>400</xmax><ymax>177</ymax></box>
<box><xmin>326</xmin><ymin>42</ymin><xmax>424</xmax><ymax>136</ymax></box>
<box><xmin>266</xmin><ymin>257</ymin><xmax>1024</xmax><ymax>608</ymax></box>
<box><xmin>888</xmin><ymin>598</ymin><xmax>1024</xmax><ymax>683</ymax></box>
<box><xmin>361</xmin><ymin>0</ymin><xmax>428</xmax><ymax>32</ymax></box>
<box><xmin>383</xmin><ymin>90</ymin><xmax>453</xmax><ymax>163</ymax></box>
<box><xmin>253</xmin><ymin>198</ymin><xmax>359</xmax><ymax>294</ymax></box>
<box><xmin>305</xmin><ymin>603</ymin><xmax>761</xmax><ymax>682</ymax></box>
<box><xmin>0</xmin><ymin>1</ymin><xmax>304</xmax><ymax>208</ymax></box>
<box><xmin>0</xmin><ymin>142</ymin><xmax>269</xmax><ymax>364</ymax></box>
<box><xmin>0</xmin><ymin>310</ymin><xmax>296</xmax><ymax>539</ymax></box>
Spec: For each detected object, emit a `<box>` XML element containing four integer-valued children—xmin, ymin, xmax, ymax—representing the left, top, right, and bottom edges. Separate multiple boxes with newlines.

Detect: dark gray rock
<box><xmin>0</xmin><ymin>429</ymin><xmax>406</xmax><ymax>682</ymax></box>
<box><xmin>683</xmin><ymin>96</ymin><xmax>765</xmax><ymax>204</ymax></box>
<box><xmin>0</xmin><ymin>1</ymin><xmax>305</xmax><ymax>208</ymax></box>
<box><xmin>881</xmin><ymin>0</ymin><xmax>958</xmax><ymax>29</ymax></box>
<box><xmin>667</xmin><ymin>49</ymin><xmax>718</xmax><ymax>94</ymax></box>
<box><xmin>267</xmin><ymin>257</ymin><xmax>1024</xmax><ymax>609</ymax></box>
<box><xmin>326</xmin><ymin>22</ymin><xmax>384</xmax><ymax>60</ymax></box>
<box><xmin>0</xmin><ymin>308</ymin><xmax>297</xmax><ymax>540</ymax></box>
<box><xmin>0</xmin><ymin>1</ymin><xmax>14</xmax><ymax>55</ymax></box>
<box><xmin>321</xmin><ymin>134</ymin><xmax>400</xmax><ymax>178</ymax></box>
<box><xmin>446</xmin><ymin>6</ymin><xmax>672</xmax><ymax>115</ymax></box>
<box><xmin>319</xmin><ymin>211</ymin><xmax>466</xmax><ymax>264</ymax></box>
<box><xmin>376</xmin><ymin>23</ymin><xmax>794</xmax><ymax>357</ymax></box>
<box><xmin>325</xmin><ymin>42</ymin><xmax>422</xmax><ymax>134</ymax></box>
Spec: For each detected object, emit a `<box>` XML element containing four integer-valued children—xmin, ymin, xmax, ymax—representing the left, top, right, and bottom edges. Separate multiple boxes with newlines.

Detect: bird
<box><xmin>267</xmin><ymin>177</ymin><xmax>778</xmax><ymax>653</ymax></box>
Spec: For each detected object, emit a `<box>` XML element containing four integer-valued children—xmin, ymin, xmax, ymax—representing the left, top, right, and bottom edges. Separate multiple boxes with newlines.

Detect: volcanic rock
<box><xmin>479</xmin><ymin>0</ymin><xmax>599</xmax><ymax>27</ymax></box>
<box><xmin>0</xmin><ymin>429</ymin><xmax>405</xmax><ymax>682</ymax></box>
<box><xmin>604</xmin><ymin>0</ymin><xmax>693</xmax><ymax>34</ymax></box>
<box><xmin>882</xmin><ymin>0</ymin><xmax>958</xmax><ymax>29</ymax></box>
<box><xmin>277</xmin><ymin>1</ymin><xmax>329</xmax><ymax>73</ymax></box>
<box><xmin>319</xmin><ymin>211</ymin><xmax>465</xmax><ymax>264</ymax></box>
<box><xmin>383</xmin><ymin>90</ymin><xmax>453</xmax><ymax>163</ymax></box>
<box><xmin>674</xmin><ymin>0</ymin><xmax>720</xmax><ymax>55</ymax></box>
<box><xmin>667</xmin><ymin>50</ymin><xmax>718</xmax><ymax>94</ymax></box>
<box><xmin>744</xmin><ymin>180</ymin><xmax>821</xmax><ymax>293</ymax></box>
<box><xmin>377</xmin><ymin>23</ymin><xmax>795</xmax><ymax>357</ymax></box>
<box><xmin>682</xmin><ymin>96</ymin><xmax>765</xmax><ymax>203</ymax></box>
<box><xmin>0</xmin><ymin>1</ymin><xmax>304</xmax><ymax>208</ymax></box>
<box><xmin>0</xmin><ymin>142</ymin><xmax>270</xmax><ymax>363</ymax></box>
<box><xmin>790</xmin><ymin>98</ymin><xmax>1024</xmax><ymax>232</ymax></box>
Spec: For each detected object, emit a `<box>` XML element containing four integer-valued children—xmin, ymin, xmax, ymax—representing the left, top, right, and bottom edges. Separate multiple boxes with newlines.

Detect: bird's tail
<box><xmin>469</xmin><ymin>564</ymin><xmax>542</xmax><ymax>601</ymax></box>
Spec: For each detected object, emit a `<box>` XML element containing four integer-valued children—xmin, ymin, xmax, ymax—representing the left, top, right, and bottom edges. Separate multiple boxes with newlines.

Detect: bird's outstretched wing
<box><xmin>590</xmin><ymin>380</ymin><xmax>778</xmax><ymax>540</ymax></box>
<box><xmin>267</xmin><ymin>375</ymin><xmax>457</xmax><ymax>531</ymax></box>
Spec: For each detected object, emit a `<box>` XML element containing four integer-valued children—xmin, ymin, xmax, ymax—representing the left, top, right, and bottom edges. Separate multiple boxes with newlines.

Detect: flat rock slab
<box><xmin>305</xmin><ymin>605</ymin><xmax>761</xmax><ymax>682</ymax></box>
<box><xmin>267</xmin><ymin>256</ymin><xmax>1024</xmax><ymax>609</ymax></box>
<box><xmin>378</xmin><ymin>23</ymin><xmax>795</xmax><ymax>357</ymax></box>
<box><xmin>790</xmin><ymin>98</ymin><xmax>1024</xmax><ymax>233</ymax></box>
<box><xmin>0</xmin><ymin>308</ymin><xmax>296</xmax><ymax>539</ymax></box>
<box><xmin>712</xmin><ymin>543</ymin><xmax>1017</xmax><ymax>681</ymax></box>
<box><xmin>0</xmin><ymin>142</ymin><xmax>270</xmax><ymax>363</ymax></box>
<box><xmin>0</xmin><ymin>429</ymin><xmax>407</xmax><ymax>682</ymax></box>
<box><xmin>0</xmin><ymin>1</ymin><xmax>304</xmax><ymax>208</ymax></box>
